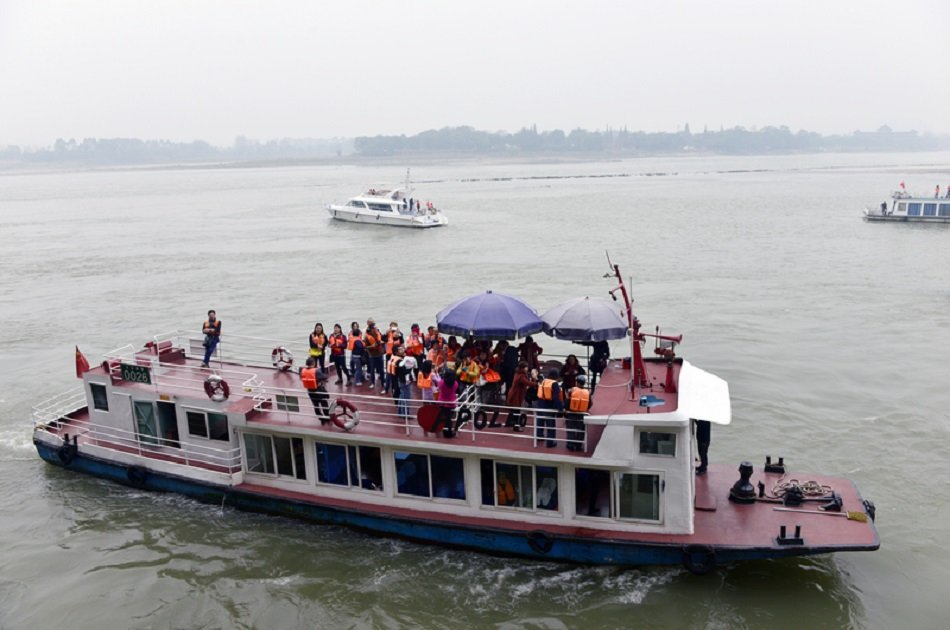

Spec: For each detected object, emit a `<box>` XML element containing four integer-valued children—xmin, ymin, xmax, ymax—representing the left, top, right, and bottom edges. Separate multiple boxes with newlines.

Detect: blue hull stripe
<box><xmin>35</xmin><ymin>442</ymin><xmax>829</xmax><ymax>567</ymax></box>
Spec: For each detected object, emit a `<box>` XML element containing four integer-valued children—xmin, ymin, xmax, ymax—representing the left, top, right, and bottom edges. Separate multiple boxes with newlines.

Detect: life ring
<box><xmin>204</xmin><ymin>375</ymin><xmax>230</xmax><ymax>402</ymax></box>
<box><xmin>271</xmin><ymin>346</ymin><xmax>294</xmax><ymax>371</ymax></box>
<box><xmin>682</xmin><ymin>544</ymin><xmax>717</xmax><ymax>575</ymax></box>
<box><xmin>527</xmin><ymin>531</ymin><xmax>554</xmax><ymax>554</ymax></box>
<box><xmin>327</xmin><ymin>398</ymin><xmax>360</xmax><ymax>431</ymax></box>
<box><xmin>127</xmin><ymin>465</ymin><xmax>148</xmax><ymax>487</ymax></box>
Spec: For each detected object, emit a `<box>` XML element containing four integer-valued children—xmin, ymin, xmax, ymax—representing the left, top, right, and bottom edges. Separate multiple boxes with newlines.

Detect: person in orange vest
<box><xmin>565</xmin><ymin>374</ymin><xmax>592</xmax><ymax>451</ymax></box>
<box><xmin>383</xmin><ymin>322</ymin><xmax>404</xmax><ymax>394</ymax></box>
<box><xmin>535</xmin><ymin>368</ymin><xmax>564</xmax><ymax>448</ymax></box>
<box><xmin>363</xmin><ymin>319</ymin><xmax>385</xmax><ymax>389</ymax></box>
<box><xmin>299</xmin><ymin>357</ymin><xmax>329</xmax><ymax>423</ymax></box>
<box><xmin>497</xmin><ymin>470</ymin><xmax>517</xmax><ymax>506</ymax></box>
<box><xmin>201</xmin><ymin>309</ymin><xmax>221</xmax><ymax>368</ymax></box>
<box><xmin>417</xmin><ymin>359</ymin><xmax>437</xmax><ymax>402</ymax></box>
<box><xmin>406</xmin><ymin>324</ymin><xmax>425</xmax><ymax>375</ymax></box>
<box><xmin>309</xmin><ymin>322</ymin><xmax>328</xmax><ymax>370</ymax></box>
<box><xmin>328</xmin><ymin>323</ymin><xmax>350</xmax><ymax>385</ymax></box>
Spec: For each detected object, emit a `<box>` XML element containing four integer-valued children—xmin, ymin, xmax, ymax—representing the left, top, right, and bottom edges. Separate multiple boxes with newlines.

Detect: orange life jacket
<box><xmin>203</xmin><ymin>319</ymin><xmax>221</xmax><ymax>336</ymax></box>
<box><xmin>309</xmin><ymin>333</ymin><xmax>326</xmax><ymax>356</ymax></box>
<box><xmin>407</xmin><ymin>334</ymin><xmax>424</xmax><ymax>355</ymax></box>
<box><xmin>300</xmin><ymin>367</ymin><xmax>317</xmax><ymax>390</ymax></box>
<box><xmin>417</xmin><ymin>372</ymin><xmax>433</xmax><ymax>389</ymax></box>
<box><xmin>385</xmin><ymin>331</ymin><xmax>403</xmax><ymax>354</ymax></box>
<box><xmin>537</xmin><ymin>379</ymin><xmax>562</xmax><ymax>402</ymax></box>
<box><xmin>387</xmin><ymin>355</ymin><xmax>400</xmax><ymax>375</ymax></box>
<box><xmin>347</xmin><ymin>332</ymin><xmax>361</xmax><ymax>351</ymax></box>
<box><xmin>365</xmin><ymin>330</ymin><xmax>383</xmax><ymax>355</ymax></box>
<box><xmin>498</xmin><ymin>479</ymin><xmax>516</xmax><ymax>505</ymax></box>
<box><xmin>568</xmin><ymin>387</ymin><xmax>590</xmax><ymax>412</ymax></box>
<box><xmin>330</xmin><ymin>334</ymin><xmax>346</xmax><ymax>355</ymax></box>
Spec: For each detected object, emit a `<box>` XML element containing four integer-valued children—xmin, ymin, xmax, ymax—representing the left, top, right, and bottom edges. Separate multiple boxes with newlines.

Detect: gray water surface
<box><xmin>2</xmin><ymin>153</ymin><xmax>949</xmax><ymax>628</ymax></box>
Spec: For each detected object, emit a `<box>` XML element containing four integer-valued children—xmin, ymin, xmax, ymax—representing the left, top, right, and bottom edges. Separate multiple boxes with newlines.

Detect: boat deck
<box><xmin>96</xmin><ymin>347</ymin><xmax>678</xmax><ymax>459</ymax></box>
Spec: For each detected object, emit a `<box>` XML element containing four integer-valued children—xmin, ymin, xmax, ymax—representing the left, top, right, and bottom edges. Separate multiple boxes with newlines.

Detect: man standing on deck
<box><xmin>694</xmin><ymin>419</ymin><xmax>711</xmax><ymax>475</ymax></box>
<box><xmin>300</xmin><ymin>358</ymin><xmax>329</xmax><ymax>423</ymax></box>
<box><xmin>364</xmin><ymin>319</ymin><xmax>385</xmax><ymax>389</ymax></box>
<box><xmin>535</xmin><ymin>369</ymin><xmax>564</xmax><ymax>448</ymax></box>
<box><xmin>201</xmin><ymin>310</ymin><xmax>221</xmax><ymax>368</ymax></box>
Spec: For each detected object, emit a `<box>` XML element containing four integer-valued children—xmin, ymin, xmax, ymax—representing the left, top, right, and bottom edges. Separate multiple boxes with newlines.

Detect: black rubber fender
<box><xmin>527</xmin><ymin>530</ymin><xmax>554</xmax><ymax>554</ymax></box>
<box><xmin>127</xmin><ymin>465</ymin><xmax>148</xmax><ymax>487</ymax></box>
<box><xmin>57</xmin><ymin>442</ymin><xmax>77</xmax><ymax>466</ymax></box>
<box><xmin>682</xmin><ymin>544</ymin><xmax>717</xmax><ymax>575</ymax></box>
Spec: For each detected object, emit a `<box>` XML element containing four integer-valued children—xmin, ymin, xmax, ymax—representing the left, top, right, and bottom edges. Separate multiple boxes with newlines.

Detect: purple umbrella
<box><xmin>436</xmin><ymin>290</ymin><xmax>543</xmax><ymax>340</ymax></box>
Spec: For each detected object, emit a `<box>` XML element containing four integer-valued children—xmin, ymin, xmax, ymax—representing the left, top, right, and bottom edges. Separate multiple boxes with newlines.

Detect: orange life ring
<box><xmin>271</xmin><ymin>346</ymin><xmax>294</xmax><ymax>371</ymax></box>
<box><xmin>327</xmin><ymin>398</ymin><xmax>360</xmax><ymax>431</ymax></box>
<box><xmin>204</xmin><ymin>375</ymin><xmax>230</xmax><ymax>402</ymax></box>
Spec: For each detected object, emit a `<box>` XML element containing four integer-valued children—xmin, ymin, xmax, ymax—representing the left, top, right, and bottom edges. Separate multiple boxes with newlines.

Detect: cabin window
<box><xmin>275</xmin><ymin>394</ymin><xmax>299</xmax><ymax>413</ymax></box>
<box><xmin>243</xmin><ymin>433</ymin><xmax>275</xmax><ymax>474</ymax></box>
<box><xmin>898</xmin><ymin>203</ymin><xmax>906</xmax><ymax>212</ymax></box>
<box><xmin>924</xmin><ymin>203</ymin><xmax>937</xmax><ymax>216</ymax></box>
<box><xmin>575</xmin><ymin>467</ymin><xmax>612</xmax><ymax>518</ymax></box>
<box><xmin>274</xmin><ymin>436</ymin><xmax>306</xmax><ymax>480</ymax></box>
<box><xmin>939</xmin><ymin>204</ymin><xmax>950</xmax><ymax>217</ymax></box>
<box><xmin>367</xmin><ymin>203</ymin><xmax>394</xmax><ymax>213</ymax></box>
<box><xmin>908</xmin><ymin>203</ymin><xmax>921</xmax><ymax>216</ymax></box>
<box><xmin>617</xmin><ymin>473</ymin><xmax>661</xmax><ymax>521</ymax></box>
<box><xmin>480</xmin><ymin>459</ymin><xmax>558</xmax><ymax>511</ymax></box>
<box><xmin>90</xmin><ymin>383</ymin><xmax>109</xmax><ymax>411</ymax></box>
<box><xmin>315</xmin><ymin>442</ymin><xmax>383</xmax><ymax>491</ymax></box>
<box><xmin>638</xmin><ymin>431</ymin><xmax>677</xmax><ymax>456</ymax></box>
<box><xmin>346</xmin><ymin>200</ymin><xmax>367</xmax><ymax>208</ymax></box>
<box><xmin>394</xmin><ymin>451</ymin><xmax>466</xmax><ymax>500</ymax></box>
<box><xmin>186</xmin><ymin>410</ymin><xmax>229</xmax><ymax>441</ymax></box>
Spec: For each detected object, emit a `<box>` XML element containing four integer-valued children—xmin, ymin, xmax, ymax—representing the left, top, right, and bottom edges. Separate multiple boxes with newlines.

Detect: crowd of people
<box><xmin>199</xmin><ymin>311</ymin><xmax>609</xmax><ymax>448</ymax></box>
<box><xmin>299</xmin><ymin>317</ymin><xmax>610</xmax><ymax>449</ymax></box>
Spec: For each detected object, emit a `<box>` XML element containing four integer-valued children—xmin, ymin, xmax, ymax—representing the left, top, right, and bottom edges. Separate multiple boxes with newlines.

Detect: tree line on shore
<box><xmin>2</xmin><ymin>124</ymin><xmax>947</xmax><ymax>167</ymax></box>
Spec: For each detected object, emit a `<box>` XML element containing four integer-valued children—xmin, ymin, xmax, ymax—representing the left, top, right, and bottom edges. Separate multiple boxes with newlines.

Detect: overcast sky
<box><xmin>2</xmin><ymin>0</ymin><xmax>948</xmax><ymax>146</ymax></box>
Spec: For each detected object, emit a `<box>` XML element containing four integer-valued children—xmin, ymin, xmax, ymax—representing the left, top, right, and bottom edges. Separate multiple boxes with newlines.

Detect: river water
<box><xmin>1</xmin><ymin>152</ymin><xmax>948</xmax><ymax>628</ymax></box>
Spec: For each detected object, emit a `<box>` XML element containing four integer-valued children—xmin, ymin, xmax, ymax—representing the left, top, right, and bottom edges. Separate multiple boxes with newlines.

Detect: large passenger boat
<box><xmin>31</xmin><ymin>268</ymin><xmax>877</xmax><ymax>573</ymax></box>
<box><xmin>864</xmin><ymin>189</ymin><xmax>950</xmax><ymax>222</ymax></box>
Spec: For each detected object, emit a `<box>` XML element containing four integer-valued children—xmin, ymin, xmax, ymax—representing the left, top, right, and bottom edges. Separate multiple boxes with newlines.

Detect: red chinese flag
<box><xmin>900</xmin><ymin>181</ymin><xmax>906</xmax><ymax>189</ymax></box>
<box><xmin>75</xmin><ymin>346</ymin><xmax>90</xmax><ymax>378</ymax></box>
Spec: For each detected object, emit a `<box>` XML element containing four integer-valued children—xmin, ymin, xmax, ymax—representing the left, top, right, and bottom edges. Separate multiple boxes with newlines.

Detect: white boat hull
<box><xmin>326</xmin><ymin>204</ymin><xmax>448</xmax><ymax>228</ymax></box>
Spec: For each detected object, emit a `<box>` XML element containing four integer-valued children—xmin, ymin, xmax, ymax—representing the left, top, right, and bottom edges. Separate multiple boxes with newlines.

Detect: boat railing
<box><xmin>246</xmin><ymin>380</ymin><xmax>589</xmax><ymax>451</ymax></box>
<box><xmin>31</xmin><ymin>388</ymin><xmax>244</xmax><ymax>474</ymax></box>
<box><xmin>152</xmin><ymin>330</ymin><xmax>310</xmax><ymax>371</ymax></box>
<box><xmin>31</xmin><ymin>385</ymin><xmax>87</xmax><ymax>428</ymax></box>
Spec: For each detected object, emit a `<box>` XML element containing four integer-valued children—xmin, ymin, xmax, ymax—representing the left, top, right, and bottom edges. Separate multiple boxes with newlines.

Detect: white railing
<box><xmin>153</xmin><ymin>330</ymin><xmax>310</xmax><ymax>371</ymax></box>
<box><xmin>32</xmin><ymin>408</ymin><xmax>243</xmax><ymax>474</ymax></box>
<box><xmin>32</xmin><ymin>386</ymin><xmax>87</xmax><ymax>428</ymax></box>
<box><xmin>246</xmin><ymin>379</ymin><xmax>589</xmax><ymax>452</ymax></box>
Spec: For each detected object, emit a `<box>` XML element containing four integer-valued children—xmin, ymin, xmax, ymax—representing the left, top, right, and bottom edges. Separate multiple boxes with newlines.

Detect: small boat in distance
<box><xmin>326</xmin><ymin>169</ymin><xmax>448</xmax><ymax>228</ymax></box>
<box><xmin>864</xmin><ymin>185</ymin><xmax>950</xmax><ymax>222</ymax></box>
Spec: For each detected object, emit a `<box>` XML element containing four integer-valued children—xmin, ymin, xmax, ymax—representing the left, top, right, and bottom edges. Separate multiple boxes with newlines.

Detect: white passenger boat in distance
<box><xmin>864</xmin><ymin>186</ymin><xmax>950</xmax><ymax>223</ymax></box>
<box><xmin>325</xmin><ymin>170</ymin><xmax>448</xmax><ymax>228</ymax></box>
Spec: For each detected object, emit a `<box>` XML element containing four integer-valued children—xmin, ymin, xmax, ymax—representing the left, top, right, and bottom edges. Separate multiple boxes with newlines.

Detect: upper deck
<box><xmin>88</xmin><ymin>331</ymin><xmax>688</xmax><ymax>461</ymax></box>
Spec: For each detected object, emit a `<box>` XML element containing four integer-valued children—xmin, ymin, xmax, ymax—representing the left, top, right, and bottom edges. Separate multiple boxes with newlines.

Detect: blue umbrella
<box><xmin>541</xmin><ymin>296</ymin><xmax>630</xmax><ymax>342</ymax></box>
<box><xmin>436</xmin><ymin>290</ymin><xmax>543</xmax><ymax>340</ymax></box>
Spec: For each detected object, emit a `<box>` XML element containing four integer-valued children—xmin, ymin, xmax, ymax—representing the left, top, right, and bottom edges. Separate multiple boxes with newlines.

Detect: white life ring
<box><xmin>327</xmin><ymin>398</ymin><xmax>360</xmax><ymax>432</ymax></box>
<box><xmin>271</xmin><ymin>346</ymin><xmax>294</xmax><ymax>372</ymax></box>
<box><xmin>204</xmin><ymin>375</ymin><xmax>230</xmax><ymax>402</ymax></box>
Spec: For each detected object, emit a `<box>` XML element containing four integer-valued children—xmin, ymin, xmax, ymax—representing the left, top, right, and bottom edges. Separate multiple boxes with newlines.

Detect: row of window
<box><xmin>902</xmin><ymin>202</ymin><xmax>950</xmax><ymax>217</ymax></box>
<box><xmin>242</xmin><ymin>433</ymin><xmax>662</xmax><ymax>521</ymax></box>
